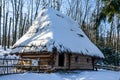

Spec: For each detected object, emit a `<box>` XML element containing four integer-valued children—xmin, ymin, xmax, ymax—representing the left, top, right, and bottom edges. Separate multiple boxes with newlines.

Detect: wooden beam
<box><xmin>22</xmin><ymin>55</ymin><xmax>51</xmax><ymax>58</ymax></box>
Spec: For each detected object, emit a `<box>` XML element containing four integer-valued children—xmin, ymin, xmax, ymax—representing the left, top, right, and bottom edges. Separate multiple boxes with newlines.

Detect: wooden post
<box><xmin>52</xmin><ymin>47</ymin><xmax>57</xmax><ymax>69</ymax></box>
<box><xmin>68</xmin><ymin>53</ymin><xmax>71</xmax><ymax>69</ymax></box>
<box><xmin>92</xmin><ymin>57</ymin><xmax>97</xmax><ymax>70</ymax></box>
<box><xmin>6</xmin><ymin>60</ymin><xmax>8</xmax><ymax>74</ymax></box>
<box><xmin>20</xmin><ymin>59</ymin><xmax>22</xmax><ymax>73</ymax></box>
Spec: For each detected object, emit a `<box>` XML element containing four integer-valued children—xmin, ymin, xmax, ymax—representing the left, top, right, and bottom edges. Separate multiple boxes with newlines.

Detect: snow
<box><xmin>11</xmin><ymin>7</ymin><xmax>104</xmax><ymax>58</ymax></box>
<box><xmin>0</xmin><ymin>46</ymin><xmax>12</xmax><ymax>58</ymax></box>
<box><xmin>0</xmin><ymin>70</ymin><xmax>120</xmax><ymax>80</ymax></box>
<box><xmin>0</xmin><ymin>46</ymin><xmax>19</xmax><ymax>65</ymax></box>
<box><xmin>0</xmin><ymin>46</ymin><xmax>18</xmax><ymax>59</ymax></box>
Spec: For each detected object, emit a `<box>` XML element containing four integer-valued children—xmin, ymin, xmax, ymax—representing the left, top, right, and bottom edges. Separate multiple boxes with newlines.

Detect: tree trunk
<box><xmin>0</xmin><ymin>0</ymin><xmax>2</xmax><ymax>45</ymax></box>
<box><xmin>2</xmin><ymin>0</ymin><xmax>5</xmax><ymax>48</ymax></box>
<box><xmin>7</xmin><ymin>17</ymin><xmax>12</xmax><ymax>48</ymax></box>
<box><xmin>21</xmin><ymin>16</ymin><xmax>26</xmax><ymax>36</ymax></box>
<box><xmin>4</xmin><ymin>12</ymin><xmax>9</xmax><ymax>50</ymax></box>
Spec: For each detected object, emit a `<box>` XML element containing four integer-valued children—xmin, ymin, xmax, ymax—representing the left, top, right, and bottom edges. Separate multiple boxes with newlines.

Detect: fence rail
<box><xmin>1</xmin><ymin>58</ymin><xmax>120</xmax><ymax>75</ymax></box>
<box><xmin>0</xmin><ymin>58</ymin><xmax>52</xmax><ymax>75</ymax></box>
<box><xmin>95</xmin><ymin>65</ymin><xmax>120</xmax><ymax>71</ymax></box>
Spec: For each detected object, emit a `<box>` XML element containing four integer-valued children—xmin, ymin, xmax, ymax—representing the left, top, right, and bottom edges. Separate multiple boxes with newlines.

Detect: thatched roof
<box><xmin>11</xmin><ymin>7</ymin><xmax>104</xmax><ymax>58</ymax></box>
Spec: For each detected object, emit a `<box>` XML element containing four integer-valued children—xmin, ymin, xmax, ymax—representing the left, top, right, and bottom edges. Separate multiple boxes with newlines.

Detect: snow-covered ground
<box><xmin>0</xmin><ymin>69</ymin><xmax>120</xmax><ymax>80</ymax></box>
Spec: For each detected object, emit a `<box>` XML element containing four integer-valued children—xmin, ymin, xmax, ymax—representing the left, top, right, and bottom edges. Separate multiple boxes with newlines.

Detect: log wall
<box><xmin>66</xmin><ymin>54</ymin><xmax>94</xmax><ymax>70</ymax></box>
<box><xmin>15</xmin><ymin>52</ymin><xmax>94</xmax><ymax>70</ymax></box>
<box><xmin>18</xmin><ymin>52</ymin><xmax>52</xmax><ymax>70</ymax></box>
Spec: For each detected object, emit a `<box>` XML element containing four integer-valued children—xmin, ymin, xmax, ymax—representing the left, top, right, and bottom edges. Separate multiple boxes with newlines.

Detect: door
<box><xmin>58</xmin><ymin>53</ymin><xmax>64</xmax><ymax>66</ymax></box>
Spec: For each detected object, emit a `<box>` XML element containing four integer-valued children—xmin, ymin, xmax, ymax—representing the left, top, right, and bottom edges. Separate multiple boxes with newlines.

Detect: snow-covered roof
<box><xmin>0</xmin><ymin>46</ymin><xmax>11</xmax><ymax>58</ymax></box>
<box><xmin>11</xmin><ymin>7</ymin><xmax>104</xmax><ymax>58</ymax></box>
<box><xmin>0</xmin><ymin>46</ymin><xmax>19</xmax><ymax>59</ymax></box>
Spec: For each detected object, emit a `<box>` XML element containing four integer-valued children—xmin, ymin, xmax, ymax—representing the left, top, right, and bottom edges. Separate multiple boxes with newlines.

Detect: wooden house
<box><xmin>11</xmin><ymin>7</ymin><xmax>104</xmax><ymax>71</ymax></box>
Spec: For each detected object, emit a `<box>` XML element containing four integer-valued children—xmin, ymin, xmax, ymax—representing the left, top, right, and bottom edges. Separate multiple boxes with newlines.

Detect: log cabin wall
<box><xmin>53</xmin><ymin>53</ymin><xmax>94</xmax><ymax>70</ymax></box>
<box><xmin>18</xmin><ymin>52</ymin><xmax>52</xmax><ymax>67</ymax></box>
<box><xmin>16</xmin><ymin>52</ymin><xmax>94</xmax><ymax>70</ymax></box>
<box><xmin>66</xmin><ymin>53</ymin><xmax>94</xmax><ymax>70</ymax></box>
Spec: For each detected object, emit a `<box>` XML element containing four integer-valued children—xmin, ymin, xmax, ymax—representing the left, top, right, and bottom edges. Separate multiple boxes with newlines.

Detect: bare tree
<box><xmin>18</xmin><ymin>0</ymin><xmax>24</xmax><ymax>39</ymax></box>
<box><xmin>11</xmin><ymin>0</ymin><xmax>15</xmax><ymax>45</ymax></box>
<box><xmin>0</xmin><ymin>0</ymin><xmax>2</xmax><ymax>45</ymax></box>
<box><xmin>21</xmin><ymin>16</ymin><xmax>26</xmax><ymax>36</ymax></box>
<box><xmin>7</xmin><ymin>17</ymin><xmax>12</xmax><ymax>48</ymax></box>
<box><xmin>4</xmin><ymin>11</ymin><xmax>9</xmax><ymax>50</ymax></box>
<box><xmin>34</xmin><ymin>0</ymin><xmax>41</xmax><ymax>19</ymax></box>
<box><xmin>94</xmin><ymin>0</ymin><xmax>100</xmax><ymax>44</ymax></box>
<box><xmin>30</xmin><ymin>0</ymin><xmax>33</xmax><ymax>25</ymax></box>
<box><xmin>2</xmin><ymin>0</ymin><xmax>5</xmax><ymax>47</ymax></box>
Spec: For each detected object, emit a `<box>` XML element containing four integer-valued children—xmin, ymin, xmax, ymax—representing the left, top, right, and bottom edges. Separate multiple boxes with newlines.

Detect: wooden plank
<box><xmin>22</xmin><ymin>55</ymin><xmax>51</xmax><ymax>58</ymax></box>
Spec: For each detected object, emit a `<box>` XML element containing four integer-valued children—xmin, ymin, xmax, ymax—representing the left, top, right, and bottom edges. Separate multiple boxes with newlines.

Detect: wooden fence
<box><xmin>95</xmin><ymin>65</ymin><xmax>120</xmax><ymax>71</ymax></box>
<box><xmin>0</xmin><ymin>58</ymin><xmax>52</xmax><ymax>75</ymax></box>
<box><xmin>1</xmin><ymin>58</ymin><xmax>120</xmax><ymax>75</ymax></box>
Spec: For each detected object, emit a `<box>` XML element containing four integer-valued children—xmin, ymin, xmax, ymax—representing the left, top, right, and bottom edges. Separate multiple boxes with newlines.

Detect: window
<box><xmin>75</xmin><ymin>56</ymin><xmax>78</xmax><ymax>62</ymax></box>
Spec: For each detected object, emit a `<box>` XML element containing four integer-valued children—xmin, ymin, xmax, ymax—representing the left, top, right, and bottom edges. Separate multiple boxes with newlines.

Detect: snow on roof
<box><xmin>0</xmin><ymin>46</ymin><xmax>11</xmax><ymax>58</ymax></box>
<box><xmin>0</xmin><ymin>46</ymin><xmax>18</xmax><ymax>59</ymax></box>
<box><xmin>11</xmin><ymin>7</ymin><xmax>104</xmax><ymax>58</ymax></box>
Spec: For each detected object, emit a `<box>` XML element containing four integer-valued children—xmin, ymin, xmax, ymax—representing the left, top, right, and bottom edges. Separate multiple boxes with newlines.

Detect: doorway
<box><xmin>58</xmin><ymin>53</ymin><xmax>64</xmax><ymax>66</ymax></box>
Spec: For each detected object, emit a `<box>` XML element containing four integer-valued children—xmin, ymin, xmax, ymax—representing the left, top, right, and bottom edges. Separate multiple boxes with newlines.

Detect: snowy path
<box><xmin>0</xmin><ymin>70</ymin><xmax>120</xmax><ymax>80</ymax></box>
